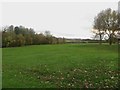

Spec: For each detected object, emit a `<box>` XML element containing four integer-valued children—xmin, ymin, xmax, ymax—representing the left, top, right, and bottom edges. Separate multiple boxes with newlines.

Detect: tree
<box><xmin>14</xmin><ymin>26</ymin><xmax>20</xmax><ymax>35</ymax></box>
<box><xmin>2</xmin><ymin>26</ymin><xmax>16</xmax><ymax>47</ymax></box>
<box><xmin>44</xmin><ymin>30</ymin><xmax>51</xmax><ymax>37</ymax></box>
<box><xmin>93</xmin><ymin>10</ymin><xmax>105</xmax><ymax>44</ymax></box>
<box><xmin>15</xmin><ymin>34</ymin><xmax>25</xmax><ymax>46</ymax></box>
<box><xmin>2</xmin><ymin>25</ymin><xmax>65</xmax><ymax>47</ymax></box>
<box><xmin>0</xmin><ymin>31</ymin><xmax>1</xmax><ymax>47</ymax></box>
<box><xmin>93</xmin><ymin>8</ymin><xmax>119</xmax><ymax>45</ymax></box>
<box><xmin>25</xmin><ymin>35</ymin><xmax>33</xmax><ymax>45</ymax></box>
<box><xmin>44</xmin><ymin>31</ymin><xmax>53</xmax><ymax>44</ymax></box>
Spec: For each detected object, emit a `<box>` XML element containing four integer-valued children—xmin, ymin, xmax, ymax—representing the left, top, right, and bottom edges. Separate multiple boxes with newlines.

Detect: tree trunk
<box><xmin>117</xmin><ymin>39</ymin><xmax>119</xmax><ymax>45</ymax></box>
<box><xmin>99</xmin><ymin>33</ymin><xmax>102</xmax><ymax>45</ymax></box>
<box><xmin>109</xmin><ymin>33</ymin><xmax>112</xmax><ymax>45</ymax></box>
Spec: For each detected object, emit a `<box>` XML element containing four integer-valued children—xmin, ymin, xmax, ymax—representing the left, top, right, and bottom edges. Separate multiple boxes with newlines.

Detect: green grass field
<box><xmin>2</xmin><ymin>44</ymin><xmax>119</xmax><ymax>88</ymax></box>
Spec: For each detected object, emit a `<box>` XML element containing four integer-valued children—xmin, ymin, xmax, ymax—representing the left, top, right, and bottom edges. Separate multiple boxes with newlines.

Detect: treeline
<box><xmin>1</xmin><ymin>25</ymin><xmax>65</xmax><ymax>47</ymax></box>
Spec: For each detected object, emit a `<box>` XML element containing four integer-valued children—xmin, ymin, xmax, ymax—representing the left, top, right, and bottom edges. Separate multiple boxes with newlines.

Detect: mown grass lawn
<box><xmin>2</xmin><ymin>44</ymin><xmax>119</xmax><ymax>88</ymax></box>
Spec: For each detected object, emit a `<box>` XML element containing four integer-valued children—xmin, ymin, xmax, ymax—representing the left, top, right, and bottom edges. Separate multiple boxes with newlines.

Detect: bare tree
<box><xmin>93</xmin><ymin>8</ymin><xmax>119</xmax><ymax>45</ymax></box>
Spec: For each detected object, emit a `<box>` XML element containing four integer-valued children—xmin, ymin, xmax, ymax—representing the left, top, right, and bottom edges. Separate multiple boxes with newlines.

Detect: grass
<box><xmin>2</xmin><ymin>43</ymin><xmax>119</xmax><ymax>88</ymax></box>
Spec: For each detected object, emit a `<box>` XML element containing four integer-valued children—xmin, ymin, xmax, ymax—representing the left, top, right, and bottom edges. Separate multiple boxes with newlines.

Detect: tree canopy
<box><xmin>93</xmin><ymin>8</ymin><xmax>120</xmax><ymax>45</ymax></box>
<box><xmin>1</xmin><ymin>25</ymin><xmax>65</xmax><ymax>47</ymax></box>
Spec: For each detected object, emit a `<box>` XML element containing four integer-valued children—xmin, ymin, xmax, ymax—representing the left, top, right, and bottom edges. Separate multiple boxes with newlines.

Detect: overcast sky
<box><xmin>1</xmin><ymin>1</ymin><xmax>119</xmax><ymax>39</ymax></box>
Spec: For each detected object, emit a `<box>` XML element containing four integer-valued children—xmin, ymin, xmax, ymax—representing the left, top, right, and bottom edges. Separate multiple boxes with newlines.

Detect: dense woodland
<box><xmin>1</xmin><ymin>25</ymin><xmax>65</xmax><ymax>47</ymax></box>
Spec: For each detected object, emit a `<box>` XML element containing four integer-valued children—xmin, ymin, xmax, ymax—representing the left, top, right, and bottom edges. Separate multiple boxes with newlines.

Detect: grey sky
<box><xmin>1</xmin><ymin>1</ymin><xmax>118</xmax><ymax>39</ymax></box>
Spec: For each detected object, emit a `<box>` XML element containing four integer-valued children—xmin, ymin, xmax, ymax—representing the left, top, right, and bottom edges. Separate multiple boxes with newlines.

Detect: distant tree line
<box><xmin>1</xmin><ymin>25</ymin><xmax>65</xmax><ymax>47</ymax></box>
<box><xmin>93</xmin><ymin>8</ymin><xmax>120</xmax><ymax>45</ymax></box>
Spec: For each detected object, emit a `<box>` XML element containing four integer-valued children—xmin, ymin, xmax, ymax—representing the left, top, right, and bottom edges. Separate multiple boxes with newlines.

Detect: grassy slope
<box><xmin>2</xmin><ymin>44</ymin><xmax>118</xmax><ymax>88</ymax></box>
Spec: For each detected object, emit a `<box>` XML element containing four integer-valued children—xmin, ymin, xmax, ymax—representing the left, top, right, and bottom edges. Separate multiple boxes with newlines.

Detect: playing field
<box><xmin>2</xmin><ymin>44</ymin><xmax>118</xmax><ymax>88</ymax></box>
